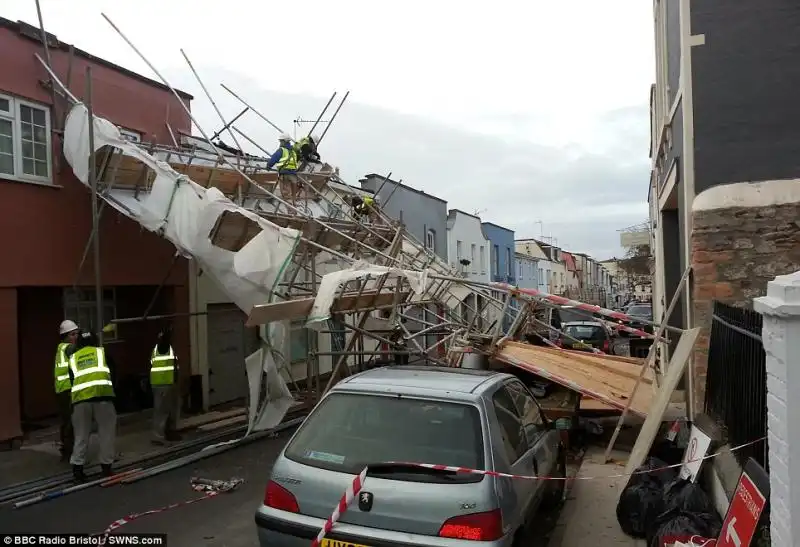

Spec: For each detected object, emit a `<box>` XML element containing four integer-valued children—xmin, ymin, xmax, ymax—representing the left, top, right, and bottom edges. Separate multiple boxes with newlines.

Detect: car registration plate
<box><xmin>321</xmin><ymin>540</ymin><xmax>370</xmax><ymax>547</ymax></box>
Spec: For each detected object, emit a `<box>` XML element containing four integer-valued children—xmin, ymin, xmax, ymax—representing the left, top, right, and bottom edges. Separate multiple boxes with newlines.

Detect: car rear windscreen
<box><xmin>563</xmin><ymin>325</ymin><xmax>605</xmax><ymax>341</ymax></box>
<box><xmin>558</xmin><ymin>309</ymin><xmax>590</xmax><ymax>323</ymax></box>
<box><xmin>284</xmin><ymin>393</ymin><xmax>484</xmax><ymax>475</ymax></box>
<box><xmin>627</xmin><ymin>305</ymin><xmax>652</xmax><ymax>318</ymax></box>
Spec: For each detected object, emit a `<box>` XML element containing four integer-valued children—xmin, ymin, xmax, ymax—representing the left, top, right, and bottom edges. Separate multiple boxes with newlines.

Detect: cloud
<box><xmin>164</xmin><ymin>67</ymin><xmax>649</xmax><ymax>259</ymax></box>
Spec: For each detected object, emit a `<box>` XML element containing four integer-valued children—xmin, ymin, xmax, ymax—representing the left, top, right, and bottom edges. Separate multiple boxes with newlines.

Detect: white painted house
<box><xmin>446</xmin><ymin>209</ymin><xmax>490</xmax><ymax>283</ymax></box>
<box><xmin>446</xmin><ymin>209</ymin><xmax>491</xmax><ymax>325</ymax></box>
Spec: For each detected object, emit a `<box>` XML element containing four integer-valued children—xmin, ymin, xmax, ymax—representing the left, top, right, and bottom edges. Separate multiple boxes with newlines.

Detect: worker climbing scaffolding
<box><xmin>350</xmin><ymin>195</ymin><xmax>377</xmax><ymax>222</ymax></box>
<box><xmin>293</xmin><ymin>133</ymin><xmax>322</xmax><ymax>163</ymax></box>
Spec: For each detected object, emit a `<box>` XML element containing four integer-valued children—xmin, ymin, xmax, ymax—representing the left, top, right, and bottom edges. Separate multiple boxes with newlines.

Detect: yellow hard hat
<box><xmin>102</xmin><ymin>323</ymin><xmax>117</xmax><ymax>334</ymax></box>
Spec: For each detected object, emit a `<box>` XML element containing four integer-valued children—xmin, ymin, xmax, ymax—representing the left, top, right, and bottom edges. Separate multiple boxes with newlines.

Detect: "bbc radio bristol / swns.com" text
<box><xmin>2</xmin><ymin>535</ymin><xmax>167</xmax><ymax>546</ymax></box>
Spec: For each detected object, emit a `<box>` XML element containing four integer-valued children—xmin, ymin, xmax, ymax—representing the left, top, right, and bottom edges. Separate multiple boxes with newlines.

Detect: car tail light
<box><xmin>602</xmin><ymin>339</ymin><xmax>610</xmax><ymax>352</ymax></box>
<box><xmin>264</xmin><ymin>481</ymin><xmax>299</xmax><ymax>513</ymax></box>
<box><xmin>438</xmin><ymin>509</ymin><xmax>503</xmax><ymax>541</ymax></box>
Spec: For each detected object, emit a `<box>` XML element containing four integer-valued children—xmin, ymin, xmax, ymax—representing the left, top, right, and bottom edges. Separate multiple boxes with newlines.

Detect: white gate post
<box><xmin>754</xmin><ymin>271</ymin><xmax>800</xmax><ymax>546</ymax></box>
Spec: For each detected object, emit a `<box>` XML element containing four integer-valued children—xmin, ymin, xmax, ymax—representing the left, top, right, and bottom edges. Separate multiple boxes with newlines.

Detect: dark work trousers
<box><xmin>57</xmin><ymin>391</ymin><xmax>74</xmax><ymax>459</ymax></box>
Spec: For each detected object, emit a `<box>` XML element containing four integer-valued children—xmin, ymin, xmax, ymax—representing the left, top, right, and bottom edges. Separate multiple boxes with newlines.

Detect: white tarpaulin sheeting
<box><xmin>63</xmin><ymin>103</ymin><xmax>297</xmax><ymax>433</ymax></box>
<box><xmin>305</xmin><ymin>261</ymin><xmax>431</xmax><ymax>329</ymax></box>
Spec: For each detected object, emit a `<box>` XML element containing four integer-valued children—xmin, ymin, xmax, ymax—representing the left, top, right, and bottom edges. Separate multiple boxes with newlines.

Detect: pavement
<box><xmin>0</xmin><ymin>427</ymin><xmax>295</xmax><ymax>546</ymax></box>
<box><xmin>549</xmin><ymin>447</ymin><xmax>646</xmax><ymax>547</ymax></box>
<box><xmin>0</xmin><ymin>407</ymin><xmax>249</xmax><ymax>489</ymax></box>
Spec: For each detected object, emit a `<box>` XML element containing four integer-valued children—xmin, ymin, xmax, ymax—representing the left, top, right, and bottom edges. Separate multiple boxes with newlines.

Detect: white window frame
<box><xmin>480</xmin><ymin>246</ymin><xmax>486</xmax><ymax>274</ymax></box>
<box><xmin>470</xmin><ymin>244</ymin><xmax>477</xmax><ymax>273</ymax></box>
<box><xmin>63</xmin><ymin>287</ymin><xmax>119</xmax><ymax>342</ymax></box>
<box><xmin>0</xmin><ymin>93</ymin><xmax>53</xmax><ymax>185</ymax></box>
<box><xmin>426</xmin><ymin>229</ymin><xmax>436</xmax><ymax>252</ymax></box>
<box><xmin>118</xmin><ymin>127</ymin><xmax>142</xmax><ymax>143</ymax></box>
<box><xmin>456</xmin><ymin>240</ymin><xmax>463</xmax><ymax>260</ymax></box>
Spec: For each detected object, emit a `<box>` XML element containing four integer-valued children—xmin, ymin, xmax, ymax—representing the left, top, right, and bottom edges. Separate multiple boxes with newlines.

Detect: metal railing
<box><xmin>704</xmin><ymin>301</ymin><xmax>768</xmax><ymax>469</ymax></box>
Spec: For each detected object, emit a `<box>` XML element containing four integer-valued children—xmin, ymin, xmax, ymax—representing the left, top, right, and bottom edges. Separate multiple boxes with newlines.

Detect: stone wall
<box><xmin>691</xmin><ymin>180</ymin><xmax>800</xmax><ymax>407</ymax></box>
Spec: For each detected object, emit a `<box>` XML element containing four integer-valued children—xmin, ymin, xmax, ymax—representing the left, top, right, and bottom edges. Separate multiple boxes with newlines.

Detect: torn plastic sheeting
<box><xmin>305</xmin><ymin>262</ymin><xmax>430</xmax><ymax>329</ymax></box>
<box><xmin>63</xmin><ymin>103</ymin><xmax>298</xmax><ymax>439</ymax></box>
<box><xmin>244</xmin><ymin>328</ymin><xmax>294</xmax><ymax>433</ymax></box>
<box><xmin>63</xmin><ymin>103</ymin><xmax>301</xmax><ymax>313</ymax></box>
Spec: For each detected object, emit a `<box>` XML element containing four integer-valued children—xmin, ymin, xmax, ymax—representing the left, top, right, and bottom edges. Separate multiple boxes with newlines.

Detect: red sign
<box><xmin>717</xmin><ymin>471</ymin><xmax>767</xmax><ymax>547</ymax></box>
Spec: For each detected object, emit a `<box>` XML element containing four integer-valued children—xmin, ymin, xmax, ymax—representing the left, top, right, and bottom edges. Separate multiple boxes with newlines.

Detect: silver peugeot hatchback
<box><xmin>255</xmin><ymin>366</ymin><xmax>565</xmax><ymax>547</ymax></box>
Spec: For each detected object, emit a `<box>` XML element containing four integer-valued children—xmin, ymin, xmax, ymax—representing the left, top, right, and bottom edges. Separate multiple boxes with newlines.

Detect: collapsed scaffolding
<box><xmin>31</xmin><ymin>10</ymin><xmax>698</xmax><ymax>465</ymax></box>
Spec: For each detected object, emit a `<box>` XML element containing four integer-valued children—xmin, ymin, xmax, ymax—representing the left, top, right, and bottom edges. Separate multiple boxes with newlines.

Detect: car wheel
<box><xmin>540</xmin><ymin>448</ymin><xmax>567</xmax><ymax>511</ymax></box>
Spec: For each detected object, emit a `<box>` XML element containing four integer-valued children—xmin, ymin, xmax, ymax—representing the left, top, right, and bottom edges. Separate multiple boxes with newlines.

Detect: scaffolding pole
<box><xmin>85</xmin><ymin>67</ymin><xmax>104</xmax><ymax>344</ymax></box>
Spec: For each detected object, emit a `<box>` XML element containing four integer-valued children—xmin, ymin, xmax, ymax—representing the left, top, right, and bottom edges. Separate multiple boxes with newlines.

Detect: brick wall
<box><xmin>691</xmin><ymin>200</ymin><xmax>800</xmax><ymax>406</ymax></box>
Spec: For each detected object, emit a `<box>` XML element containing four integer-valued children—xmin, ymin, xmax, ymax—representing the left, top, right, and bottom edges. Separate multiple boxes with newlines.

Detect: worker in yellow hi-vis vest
<box><xmin>150</xmin><ymin>327</ymin><xmax>180</xmax><ymax>445</ymax></box>
<box><xmin>55</xmin><ymin>320</ymin><xmax>80</xmax><ymax>462</ymax></box>
<box><xmin>67</xmin><ymin>331</ymin><xmax>116</xmax><ymax>483</ymax></box>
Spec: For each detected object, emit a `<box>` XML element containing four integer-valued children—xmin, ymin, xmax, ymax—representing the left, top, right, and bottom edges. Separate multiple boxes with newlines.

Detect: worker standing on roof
<box><xmin>268</xmin><ymin>133</ymin><xmax>301</xmax><ymax>201</ymax></box>
<box><xmin>267</xmin><ymin>134</ymin><xmax>299</xmax><ymax>174</ymax></box>
<box><xmin>293</xmin><ymin>134</ymin><xmax>321</xmax><ymax>164</ymax></box>
<box><xmin>351</xmin><ymin>195</ymin><xmax>376</xmax><ymax>221</ymax></box>
<box><xmin>67</xmin><ymin>331</ymin><xmax>117</xmax><ymax>482</ymax></box>
<box><xmin>55</xmin><ymin>320</ymin><xmax>80</xmax><ymax>462</ymax></box>
<box><xmin>150</xmin><ymin>327</ymin><xmax>180</xmax><ymax>445</ymax></box>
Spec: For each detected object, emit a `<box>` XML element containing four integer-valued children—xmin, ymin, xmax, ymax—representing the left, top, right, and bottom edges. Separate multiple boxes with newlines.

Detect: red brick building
<box><xmin>0</xmin><ymin>18</ymin><xmax>193</xmax><ymax>444</ymax></box>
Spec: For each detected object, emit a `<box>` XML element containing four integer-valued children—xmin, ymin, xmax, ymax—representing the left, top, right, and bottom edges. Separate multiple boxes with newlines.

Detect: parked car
<box><xmin>620</xmin><ymin>303</ymin><xmax>654</xmax><ymax>336</ymax></box>
<box><xmin>256</xmin><ymin>366</ymin><xmax>565</xmax><ymax>547</ymax></box>
<box><xmin>556</xmin><ymin>321</ymin><xmax>616</xmax><ymax>354</ymax></box>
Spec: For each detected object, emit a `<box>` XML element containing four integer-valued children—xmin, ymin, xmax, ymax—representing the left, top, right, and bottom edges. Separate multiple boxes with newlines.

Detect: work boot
<box><xmin>165</xmin><ymin>431</ymin><xmax>182</xmax><ymax>442</ymax></box>
<box><xmin>72</xmin><ymin>465</ymin><xmax>87</xmax><ymax>483</ymax></box>
<box><xmin>101</xmin><ymin>464</ymin><xmax>113</xmax><ymax>477</ymax></box>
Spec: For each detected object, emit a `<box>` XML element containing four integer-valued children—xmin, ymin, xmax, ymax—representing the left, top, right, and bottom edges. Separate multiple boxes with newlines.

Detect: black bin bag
<box><xmin>649</xmin><ymin>438</ymin><xmax>684</xmax><ymax>465</ymax></box>
<box><xmin>616</xmin><ymin>457</ymin><xmax>677</xmax><ymax>538</ymax></box>
<box><xmin>646</xmin><ymin>478</ymin><xmax>723</xmax><ymax>546</ymax></box>
<box><xmin>647</xmin><ymin>510</ymin><xmax>722</xmax><ymax>547</ymax></box>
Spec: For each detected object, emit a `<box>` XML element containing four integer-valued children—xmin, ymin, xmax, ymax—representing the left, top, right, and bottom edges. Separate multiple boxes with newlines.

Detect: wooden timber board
<box><xmin>246</xmin><ymin>291</ymin><xmax>410</xmax><ymax>326</ymax></box>
<box><xmin>93</xmin><ymin>150</ymin><xmax>279</xmax><ymax>197</ymax></box>
<box><xmin>493</xmin><ymin>341</ymin><xmax>654</xmax><ymax>417</ymax></box>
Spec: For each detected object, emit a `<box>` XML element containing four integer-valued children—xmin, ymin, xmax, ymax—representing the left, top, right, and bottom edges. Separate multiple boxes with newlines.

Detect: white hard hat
<box><xmin>278</xmin><ymin>133</ymin><xmax>292</xmax><ymax>141</ymax></box>
<box><xmin>310</xmin><ymin>134</ymin><xmax>321</xmax><ymax>142</ymax></box>
<box><xmin>60</xmin><ymin>320</ymin><xmax>79</xmax><ymax>335</ymax></box>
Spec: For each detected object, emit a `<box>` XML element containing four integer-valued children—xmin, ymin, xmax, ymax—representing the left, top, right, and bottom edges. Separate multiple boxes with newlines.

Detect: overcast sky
<box><xmin>7</xmin><ymin>1</ymin><xmax>654</xmax><ymax>260</ymax></box>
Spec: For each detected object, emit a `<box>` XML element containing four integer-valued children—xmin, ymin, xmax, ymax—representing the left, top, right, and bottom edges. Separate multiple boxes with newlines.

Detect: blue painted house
<box><xmin>481</xmin><ymin>222</ymin><xmax>516</xmax><ymax>331</ymax></box>
<box><xmin>481</xmin><ymin>222</ymin><xmax>516</xmax><ymax>284</ymax></box>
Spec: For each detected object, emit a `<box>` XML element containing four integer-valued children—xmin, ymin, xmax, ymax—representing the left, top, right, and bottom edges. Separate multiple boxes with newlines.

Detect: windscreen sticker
<box><xmin>305</xmin><ymin>450</ymin><xmax>346</xmax><ymax>464</ymax></box>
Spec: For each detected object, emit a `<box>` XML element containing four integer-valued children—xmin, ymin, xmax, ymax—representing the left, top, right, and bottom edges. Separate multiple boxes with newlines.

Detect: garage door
<box><xmin>207</xmin><ymin>304</ymin><xmax>259</xmax><ymax>407</ymax></box>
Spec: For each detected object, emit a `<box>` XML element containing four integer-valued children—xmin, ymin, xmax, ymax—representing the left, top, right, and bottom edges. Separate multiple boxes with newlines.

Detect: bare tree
<box><xmin>616</xmin><ymin>244</ymin><xmax>652</xmax><ymax>298</ymax></box>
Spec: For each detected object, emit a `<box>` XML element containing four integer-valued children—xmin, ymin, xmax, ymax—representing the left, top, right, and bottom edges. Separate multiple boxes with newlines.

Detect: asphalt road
<box><xmin>0</xmin><ymin>428</ymin><xmax>296</xmax><ymax>547</ymax></box>
<box><xmin>0</xmin><ymin>413</ymin><xmax>569</xmax><ymax>547</ymax></box>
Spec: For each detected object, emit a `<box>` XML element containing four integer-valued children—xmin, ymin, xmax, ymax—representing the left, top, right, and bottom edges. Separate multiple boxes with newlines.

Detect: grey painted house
<box><xmin>360</xmin><ymin>174</ymin><xmax>448</xmax><ymax>261</ymax></box>
<box><xmin>649</xmin><ymin>0</ymin><xmax>800</xmax><ymax>336</ymax></box>
<box><xmin>359</xmin><ymin>174</ymin><xmax>448</xmax><ymax>357</ymax></box>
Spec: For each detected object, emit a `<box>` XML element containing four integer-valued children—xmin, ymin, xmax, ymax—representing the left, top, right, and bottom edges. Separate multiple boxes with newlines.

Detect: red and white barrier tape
<box><xmin>98</xmin><ymin>478</ymin><xmax>243</xmax><ymax>538</ymax></box>
<box><xmin>496</xmin><ymin>282</ymin><xmax>658</xmax><ymax>340</ymax></box>
<box><xmin>311</xmin><ymin>467</ymin><xmax>368</xmax><ymax>547</ymax></box>
<box><xmin>311</xmin><ymin>436</ymin><xmax>764</xmax><ymax>546</ymax></box>
<box><xmin>388</xmin><ymin>436</ymin><xmax>765</xmax><ymax>481</ymax></box>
